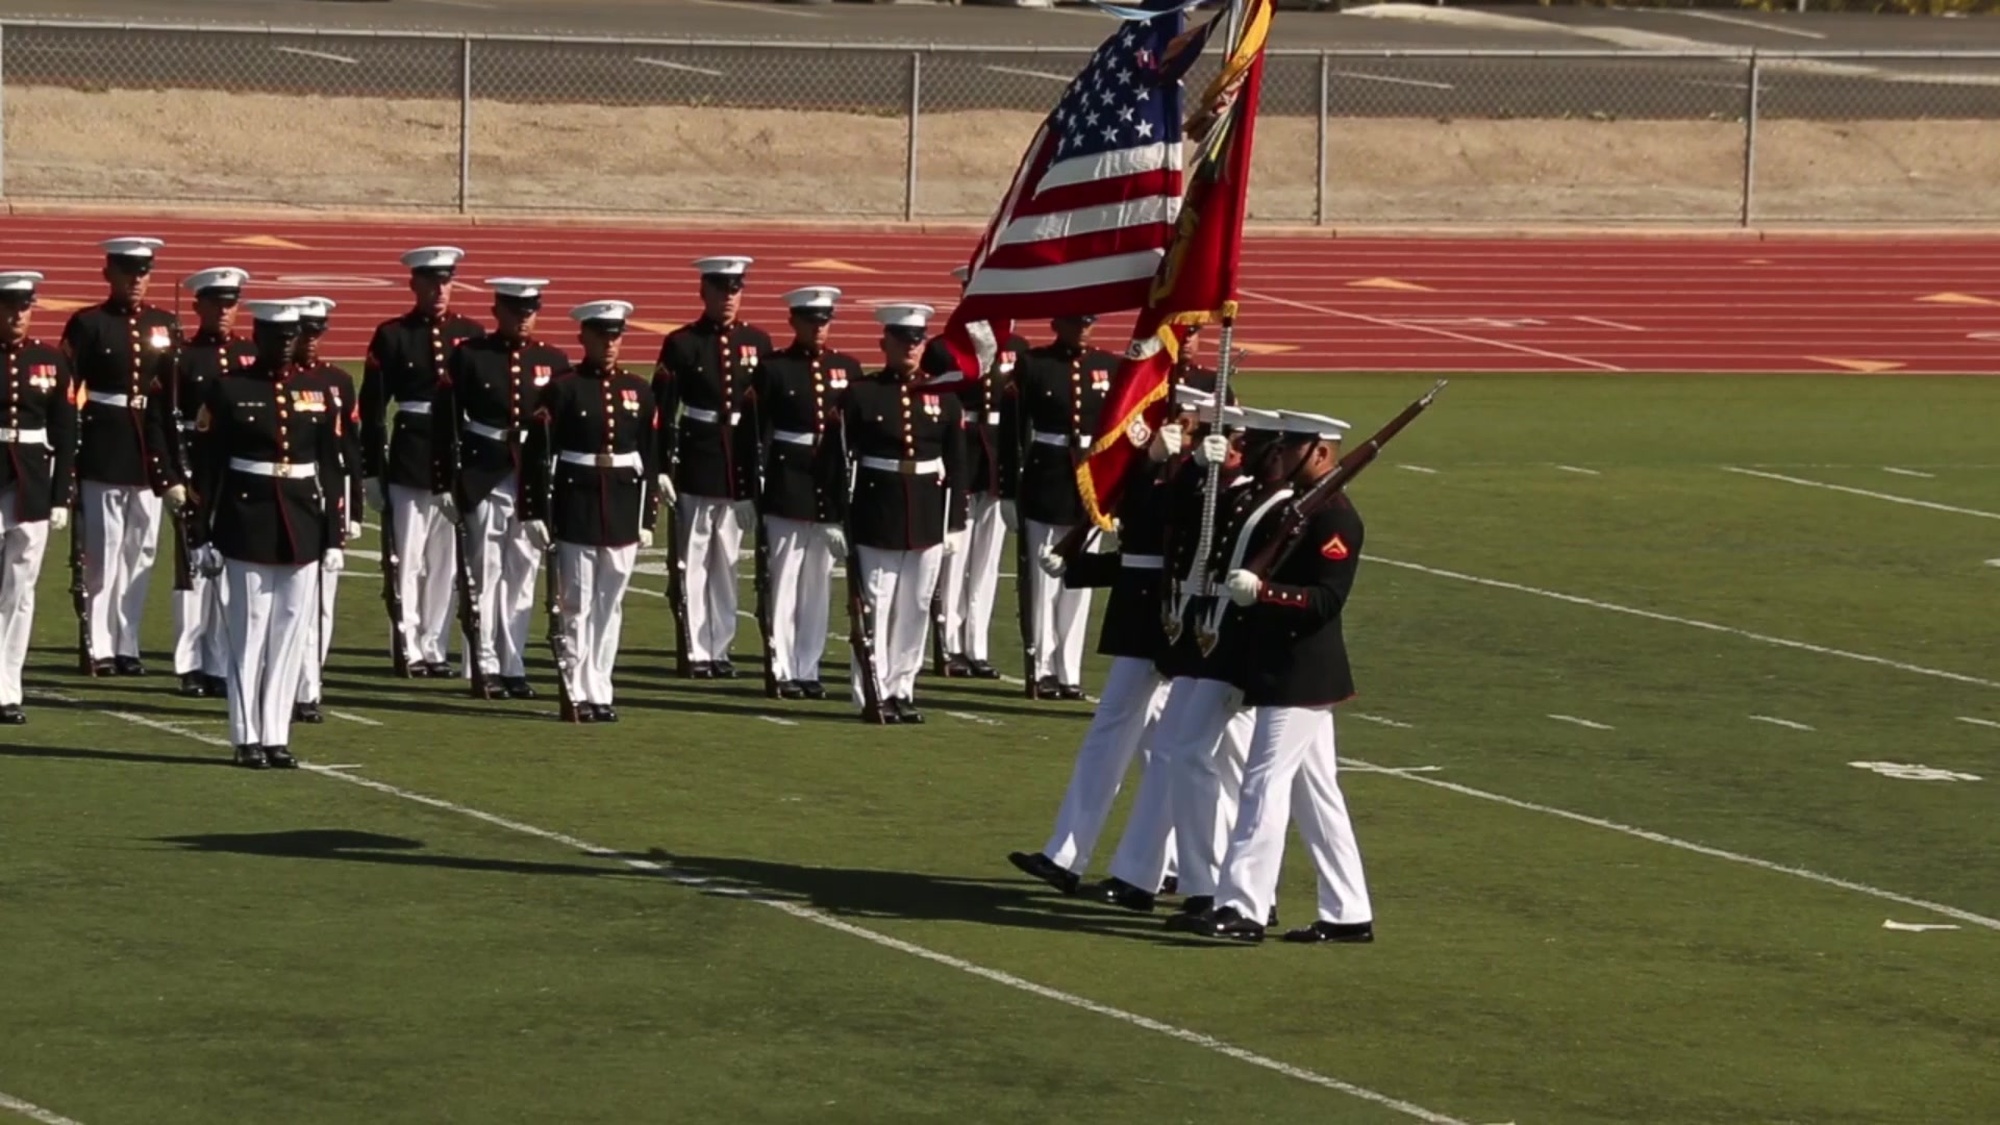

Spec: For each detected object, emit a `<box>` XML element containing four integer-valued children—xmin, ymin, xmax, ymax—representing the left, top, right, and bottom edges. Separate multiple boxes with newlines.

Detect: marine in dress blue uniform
<box><xmin>0</xmin><ymin>271</ymin><xmax>79</xmax><ymax>723</ymax></box>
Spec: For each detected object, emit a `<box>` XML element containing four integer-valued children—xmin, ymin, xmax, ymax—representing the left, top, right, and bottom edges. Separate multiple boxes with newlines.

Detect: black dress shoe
<box><xmin>504</xmin><ymin>677</ymin><xmax>536</xmax><ymax>700</ymax></box>
<box><xmin>560</xmin><ymin>700</ymin><xmax>596</xmax><ymax>723</ymax></box>
<box><xmin>263</xmin><ymin>746</ymin><xmax>298</xmax><ymax>770</ymax></box>
<box><xmin>776</xmin><ymin>681</ymin><xmax>805</xmax><ymax>700</ymax></box>
<box><xmin>594</xmin><ymin>704</ymin><xmax>619</xmax><ymax>723</ymax></box>
<box><xmin>430</xmin><ymin>661</ymin><xmax>455</xmax><ymax>678</ymax></box>
<box><xmin>1007</xmin><ymin>851</ymin><xmax>1080</xmax><ymax>896</ymax></box>
<box><xmin>714</xmin><ymin>660</ymin><xmax>738</xmax><ymax>679</ymax></box>
<box><xmin>690</xmin><ymin>662</ymin><xmax>716</xmax><ymax>681</ymax></box>
<box><xmin>1160</xmin><ymin>876</ymin><xmax>1179</xmax><ymax>896</ymax></box>
<box><xmin>90</xmin><ymin>659</ymin><xmax>116</xmax><ymax>677</ymax></box>
<box><xmin>475</xmin><ymin>679</ymin><xmax>509</xmax><ymax>701</ymax></box>
<box><xmin>968</xmin><ymin>660</ymin><xmax>1001</xmax><ymax>680</ymax></box>
<box><xmin>205</xmin><ymin>674</ymin><xmax>229</xmax><ymax>699</ymax></box>
<box><xmin>234</xmin><ymin>745</ymin><xmax>268</xmax><ymax>770</ymax></box>
<box><xmin>403</xmin><ymin>661</ymin><xmax>429</xmax><ymax>679</ymax></box>
<box><xmin>0</xmin><ymin>704</ymin><xmax>25</xmax><ymax>726</ymax></box>
<box><xmin>1034</xmin><ymin>675</ymin><xmax>1063</xmax><ymax>697</ymax></box>
<box><xmin>1084</xmin><ymin>877</ymin><xmax>1155</xmax><ymax>913</ymax></box>
<box><xmin>293</xmin><ymin>701</ymin><xmax>324</xmax><ymax>724</ymax></box>
<box><xmin>944</xmin><ymin>653</ymin><xmax>973</xmax><ymax>678</ymax></box>
<box><xmin>114</xmin><ymin>656</ymin><xmax>146</xmax><ymax>676</ymax></box>
<box><xmin>1057</xmin><ymin>683</ymin><xmax>1085</xmax><ymax>701</ymax></box>
<box><xmin>1176</xmin><ymin>895</ymin><xmax>1214</xmax><ymax>917</ymax></box>
<box><xmin>892</xmin><ymin>697</ymin><xmax>924</xmax><ymax>724</ymax></box>
<box><xmin>178</xmin><ymin>672</ymin><xmax>210</xmax><ymax>698</ymax></box>
<box><xmin>1205</xmin><ymin>906</ymin><xmax>1266</xmax><ymax>943</ymax></box>
<box><xmin>1283</xmin><ymin>920</ymin><xmax>1375</xmax><ymax>945</ymax></box>
<box><xmin>798</xmin><ymin>680</ymin><xmax>827</xmax><ymax>701</ymax></box>
<box><xmin>861</xmin><ymin>704</ymin><xmax>897</xmax><ymax>725</ymax></box>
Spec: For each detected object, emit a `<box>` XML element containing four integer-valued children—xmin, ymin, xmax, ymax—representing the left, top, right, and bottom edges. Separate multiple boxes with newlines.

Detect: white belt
<box><xmin>985</xmin><ymin>411</ymin><xmax>1002</xmax><ymax>425</ymax></box>
<box><xmin>558</xmin><ymin>450</ymin><xmax>642</xmax><ymax>470</ymax></box>
<box><xmin>0</xmin><ymin>427</ymin><xmax>48</xmax><ymax>445</ymax></box>
<box><xmin>1122</xmin><ymin>554</ymin><xmax>1164</xmax><ymax>570</ymax></box>
<box><xmin>464</xmin><ymin>419</ymin><xmax>519</xmax><ymax>444</ymax></box>
<box><xmin>87</xmin><ymin>391</ymin><xmax>143</xmax><ymax>409</ymax></box>
<box><xmin>395</xmin><ymin>400</ymin><xmax>431</xmax><ymax>416</ymax></box>
<box><xmin>859</xmin><ymin>456</ymin><xmax>944</xmax><ymax>476</ymax></box>
<box><xmin>683</xmin><ymin>406</ymin><xmax>741</xmax><ymax>425</ymax></box>
<box><xmin>771</xmin><ymin>429</ymin><xmax>816</xmax><ymax>446</ymax></box>
<box><xmin>1031</xmin><ymin>430</ymin><xmax>1073</xmax><ymax>446</ymax></box>
<box><xmin>229</xmin><ymin>457</ymin><xmax>317</xmax><ymax>479</ymax></box>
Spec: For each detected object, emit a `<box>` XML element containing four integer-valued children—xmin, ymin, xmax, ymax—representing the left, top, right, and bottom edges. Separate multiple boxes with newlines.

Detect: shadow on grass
<box><xmin>1</xmin><ymin>741</ymin><xmax>229</xmax><ymax>768</ymax></box>
<box><xmin>158</xmin><ymin>829</ymin><xmax>625</xmax><ymax>879</ymax></box>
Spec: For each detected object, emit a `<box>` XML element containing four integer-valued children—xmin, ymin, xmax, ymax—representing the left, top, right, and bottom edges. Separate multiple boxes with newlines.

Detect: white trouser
<box><xmin>943</xmin><ymin>493</ymin><xmax>1006</xmax><ymax>661</ymax></box>
<box><xmin>1042</xmin><ymin>657</ymin><xmax>1171</xmax><ymax>873</ymax></box>
<box><xmin>1217</xmin><ymin>706</ymin><xmax>1374</xmax><ymax>927</ymax></box>
<box><xmin>171</xmin><ymin>566</ymin><xmax>226</xmax><ymax>677</ymax></box>
<box><xmin>389</xmin><ymin>483</ymin><xmax>456</xmax><ymax>665</ymax></box>
<box><xmin>1158</xmin><ymin>676</ymin><xmax>1255</xmax><ymax>899</ymax></box>
<box><xmin>765</xmin><ymin>514</ymin><xmax>837</xmax><ymax>683</ymax></box>
<box><xmin>296</xmin><ymin>560</ymin><xmax>340</xmax><ymax>704</ymax></box>
<box><xmin>0</xmin><ymin>490</ymin><xmax>50</xmax><ymax>707</ymax></box>
<box><xmin>677</xmin><ymin>496</ymin><xmax>742</xmax><ymax>664</ymax></box>
<box><xmin>1024</xmin><ymin>518</ymin><xmax>1092</xmax><ymax>685</ymax></box>
<box><xmin>1104</xmin><ymin>723</ymin><xmax>1182</xmax><ymax>894</ymax></box>
<box><xmin>223</xmin><ymin>559</ymin><xmax>314</xmax><ymax>749</ymax></box>
<box><xmin>470</xmin><ymin>474</ymin><xmax>541</xmax><ymax>679</ymax></box>
<box><xmin>849</xmin><ymin>543</ymin><xmax>943</xmax><ymax>708</ymax></box>
<box><xmin>81</xmin><ymin>480</ymin><xmax>162</xmax><ymax>661</ymax></box>
<box><xmin>556</xmin><ymin>541</ymin><xmax>636</xmax><ymax>706</ymax></box>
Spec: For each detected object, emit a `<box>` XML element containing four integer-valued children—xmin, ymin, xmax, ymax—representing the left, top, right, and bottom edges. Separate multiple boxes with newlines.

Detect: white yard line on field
<box><xmin>1554</xmin><ymin>465</ymin><xmax>1600</xmax><ymax>476</ymax></box>
<box><xmin>1880</xmin><ymin>467</ymin><xmax>1935</xmax><ymax>479</ymax></box>
<box><xmin>0</xmin><ymin>1091</ymin><xmax>86</xmax><ymax>1125</ymax></box>
<box><xmin>1750</xmin><ymin>715</ymin><xmax>1816</xmax><ymax>732</ymax></box>
<box><xmin>1548</xmin><ymin>714</ymin><xmax>1614</xmax><ymax>731</ymax></box>
<box><xmin>1958</xmin><ymin>716</ymin><xmax>2000</xmax><ymax>730</ymax></box>
<box><xmin>1372</xmin><ymin>556</ymin><xmax>2000</xmax><ymax>690</ymax></box>
<box><xmin>1721</xmin><ymin>467</ymin><xmax>2000</xmax><ymax>521</ymax></box>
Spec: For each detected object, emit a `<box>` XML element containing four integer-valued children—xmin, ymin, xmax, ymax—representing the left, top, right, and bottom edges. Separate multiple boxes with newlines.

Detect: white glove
<box><xmin>1100</xmin><ymin>519</ymin><xmax>1122</xmax><ymax>554</ymax></box>
<box><xmin>656</xmin><ymin>473</ymin><xmax>679</xmax><ymax>508</ymax></box>
<box><xmin>825</xmin><ymin>525</ymin><xmax>848</xmax><ymax>556</ymax></box>
<box><xmin>1148</xmin><ymin>422</ymin><xmax>1185</xmax><ymax>463</ymax></box>
<box><xmin>1038</xmin><ymin>546</ymin><xmax>1066</xmax><ymax>579</ymax></box>
<box><xmin>49</xmin><ymin>507</ymin><xmax>69</xmax><ymax>532</ymax></box>
<box><xmin>523</xmin><ymin>519</ymin><xmax>552</xmax><ymax>553</ymax></box>
<box><xmin>195</xmin><ymin>544</ymin><xmax>223</xmax><ymax>578</ymax></box>
<box><xmin>637</xmin><ymin>528</ymin><xmax>654</xmax><ymax>549</ymax></box>
<box><xmin>322</xmin><ymin>548</ymin><xmax>345</xmax><ymax>573</ymax></box>
<box><xmin>347</xmin><ymin>520</ymin><xmax>364</xmax><ymax>542</ymax></box>
<box><xmin>366</xmin><ymin>477</ymin><xmax>386</xmax><ymax>513</ymax></box>
<box><xmin>437</xmin><ymin>492</ymin><xmax>460</xmax><ymax>526</ymax></box>
<box><xmin>1196</xmin><ymin>434</ymin><xmax>1230</xmax><ymax>468</ymax></box>
<box><xmin>1225</xmin><ymin>568</ymin><xmax>1261</xmax><ymax>607</ymax></box>
<box><xmin>945</xmin><ymin>529</ymin><xmax>969</xmax><ymax>558</ymax></box>
<box><xmin>164</xmin><ymin>484</ymin><xmax>189</xmax><ymax>509</ymax></box>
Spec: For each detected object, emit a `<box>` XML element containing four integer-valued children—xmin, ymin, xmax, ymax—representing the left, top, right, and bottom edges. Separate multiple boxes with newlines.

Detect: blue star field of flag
<box><xmin>1048</xmin><ymin>19</ymin><xmax>1186</xmax><ymax>160</ymax></box>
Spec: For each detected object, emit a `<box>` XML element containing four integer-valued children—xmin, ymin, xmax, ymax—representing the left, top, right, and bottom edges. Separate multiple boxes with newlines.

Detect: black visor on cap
<box><xmin>702</xmin><ymin>273</ymin><xmax>746</xmax><ymax>294</ymax></box>
<box><xmin>497</xmin><ymin>293</ymin><xmax>542</xmax><ymax>313</ymax></box>
<box><xmin>413</xmin><ymin>266</ymin><xmax>455</xmax><ymax>280</ymax></box>
<box><xmin>583</xmin><ymin>318</ymin><xmax>626</xmax><ymax>338</ymax></box>
<box><xmin>885</xmin><ymin>325</ymin><xmax>925</xmax><ymax>344</ymax></box>
<box><xmin>109</xmin><ymin>254</ymin><xmax>153</xmax><ymax>277</ymax></box>
<box><xmin>0</xmin><ymin>291</ymin><xmax>34</xmax><ymax>309</ymax></box>
<box><xmin>199</xmin><ymin>287</ymin><xmax>241</xmax><ymax>306</ymax></box>
<box><xmin>791</xmin><ymin>307</ymin><xmax>834</xmax><ymax>324</ymax></box>
<box><xmin>299</xmin><ymin>316</ymin><xmax>328</xmax><ymax>334</ymax></box>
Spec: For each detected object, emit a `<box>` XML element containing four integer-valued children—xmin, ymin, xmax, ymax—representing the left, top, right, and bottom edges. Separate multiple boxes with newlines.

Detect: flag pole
<box><xmin>1190</xmin><ymin>0</ymin><xmax>1247</xmax><ymax>607</ymax></box>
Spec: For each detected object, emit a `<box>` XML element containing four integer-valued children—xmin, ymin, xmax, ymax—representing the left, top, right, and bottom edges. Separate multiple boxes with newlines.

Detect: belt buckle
<box><xmin>131</xmin><ymin>394</ymin><xmax>147</xmax><ymax>409</ymax></box>
<box><xmin>900</xmin><ymin>459</ymin><xmax>917</xmax><ymax>474</ymax></box>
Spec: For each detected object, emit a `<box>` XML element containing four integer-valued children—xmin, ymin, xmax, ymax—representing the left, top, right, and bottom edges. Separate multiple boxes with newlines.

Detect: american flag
<box><xmin>932</xmin><ymin>14</ymin><xmax>1191</xmax><ymax>384</ymax></box>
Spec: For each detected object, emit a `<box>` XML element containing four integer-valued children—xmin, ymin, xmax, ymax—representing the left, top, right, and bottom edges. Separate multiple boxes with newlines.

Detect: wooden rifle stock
<box><xmin>845</xmin><ymin>534</ymin><xmax>886</xmax><ymax>722</ymax></box>
<box><xmin>1244</xmin><ymin>379</ymin><xmax>1447</xmax><ymax>579</ymax></box>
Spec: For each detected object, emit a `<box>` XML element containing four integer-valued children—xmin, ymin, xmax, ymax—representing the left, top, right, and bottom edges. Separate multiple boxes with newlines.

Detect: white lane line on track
<box><xmin>1721</xmin><ymin>467</ymin><xmax>2000</xmax><ymax>521</ymax></box>
<box><xmin>1372</xmin><ymin>556</ymin><xmax>2000</xmax><ymax>690</ymax></box>
<box><xmin>34</xmin><ymin>689</ymin><xmax>1474</xmax><ymax>1125</ymax></box>
<box><xmin>1241</xmin><ymin>288</ymin><xmax>1627</xmax><ymax>373</ymax></box>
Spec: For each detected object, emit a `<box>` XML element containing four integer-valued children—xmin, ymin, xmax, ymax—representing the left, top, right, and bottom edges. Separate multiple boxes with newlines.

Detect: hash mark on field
<box><xmin>0</xmin><ymin>1090</ymin><xmax>86</xmax><ymax>1125</ymax></box>
<box><xmin>1397</xmin><ymin>465</ymin><xmax>1438</xmax><ymax>475</ymax></box>
<box><xmin>1548</xmin><ymin>714</ymin><xmax>1614</xmax><ymax>731</ymax></box>
<box><xmin>1722</xmin><ymin>467</ymin><xmax>2000</xmax><ymax>521</ymax></box>
<box><xmin>315</xmin><ymin>764</ymin><xmax>365</xmax><ymax>772</ymax></box>
<box><xmin>1959</xmin><ymin>716</ymin><xmax>2000</xmax><ymax>730</ymax></box>
<box><xmin>947</xmin><ymin>711</ymin><xmax>1003</xmax><ymax>726</ymax></box>
<box><xmin>1554</xmin><ymin>465</ymin><xmax>1600</xmax><ymax>476</ymax></box>
<box><xmin>758</xmin><ymin>716</ymin><xmax>800</xmax><ymax>727</ymax></box>
<box><xmin>1347</xmin><ymin>756</ymin><xmax>2000</xmax><ymax>932</ymax></box>
<box><xmin>1881</xmin><ymin>467</ymin><xmax>1935</xmax><ymax>479</ymax></box>
<box><xmin>1242</xmin><ymin>287</ymin><xmax>1626</xmax><ymax>373</ymax></box>
<box><xmin>1883</xmin><ymin>919</ymin><xmax>1960</xmax><ymax>932</ymax></box>
<box><xmin>1351</xmin><ymin>712</ymin><xmax>1414</xmax><ymax>729</ymax></box>
<box><xmin>1750</xmin><ymin>715</ymin><xmax>1816</xmax><ymax>732</ymax></box>
<box><xmin>1374</xmin><ymin>556</ymin><xmax>2000</xmax><ymax>690</ymax></box>
<box><xmin>328</xmin><ymin>710</ymin><xmax>383</xmax><ymax>727</ymax></box>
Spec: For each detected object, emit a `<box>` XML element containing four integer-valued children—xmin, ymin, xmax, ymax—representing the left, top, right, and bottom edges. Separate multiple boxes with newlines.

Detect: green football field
<box><xmin>3</xmin><ymin>373</ymin><xmax>1996</xmax><ymax>1125</ymax></box>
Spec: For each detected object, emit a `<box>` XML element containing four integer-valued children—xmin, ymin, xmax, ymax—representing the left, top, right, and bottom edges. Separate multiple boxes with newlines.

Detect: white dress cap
<box><xmin>874</xmin><ymin>303</ymin><xmax>935</xmax><ymax>331</ymax></box>
<box><xmin>400</xmin><ymin>245</ymin><xmax>466</xmax><ymax>272</ymax></box>
<box><xmin>244</xmin><ymin>299</ymin><xmax>302</xmax><ymax>325</ymax></box>
<box><xmin>0</xmin><ymin>271</ymin><xmax>45</xmax><ymax>295</ymax></box>
<box><xmin>487</xmin><ymin>277</ymin><xmax>550</xmax><ymax>301</ymax></box>
<box><xmin>1273</xmin><ymin>410</ymin><xmax>1351</xmax><ymax>440</ymax></box>
<box><xmin>569</xmin><ymin>299</ymin><xmax>634</xmax><ymax>324</ymax></box>
<box><xmin>101</xmin><ymin>236</ymin><xmax>164</xmax><ymax>259</ymax></box>
<box><xmin>692</xmin><ymin>256</ymin><xmax>753</xmax><ymax>278</ymax></box>
<box><xmin>183</xmin><ymin>267</ymin><xmax>250</xmax><ymax>294</ymax></box>
<box><xmin>290</xmin><ymin>296</ymin><xmax>337</xmax><ymax>319</ymax></box>
<box><xmin>783</xmin><ymin>286</ymin><xmax>842</xmax><ymax>312</ymax></box>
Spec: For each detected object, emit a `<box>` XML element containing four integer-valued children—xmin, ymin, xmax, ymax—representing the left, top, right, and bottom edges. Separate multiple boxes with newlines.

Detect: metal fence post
<box><xmin>1740</xmin><ymin>51</ymin><xmax>1760</xmax><ymax>228</ymax></box>
<box><xmin>0</xmin><ymin>23</ymin><xmax>9</xmax><ymax>201</ymax></box>
<box><xmin>904</xmin><ymin>51</ymin><xmax>921</xmax><ymax>222</ymax></box>
<box><xmin>1315</xmin><ymin>51</ymin><xmax>1328</xmax><ymax>226</ymax></box>
<box><xmin>459</xmin><ymin>36</ymin><xmax>473</xmax><ymax>214</ymax></box>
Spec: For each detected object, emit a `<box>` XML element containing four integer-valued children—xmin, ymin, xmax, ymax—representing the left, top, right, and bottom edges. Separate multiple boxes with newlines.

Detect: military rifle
<box><xmin>845</xmin><ymin>529</ymin><xmax>886</xmax><ymax>724</ymax></box>
<box><xmin>1241</xmin><ymin>380</ymin><xmax>1447</xmax><ymax>580</ymax></box>
<box><xmin>544</xmin><ymin>539</ymin><xmax>580</xmax><ymax>721</ymax></box>
<box><xmin>167</xmin><ymin>277</ymin><xmax>195</xmax><ymax>594</ymax></box>
<box><xmin>69</xmin><ymin>491</ymin><xmax>90</xmax><ymax>675</ymax></box>
<box><xmin>748</xmin><ymin>394</ymin><xmax>780</xmax><ymax>700</ymax></box>
<box><xmin>450</xmin><ymin>482</ymin><xmax>486</xmax><ymax>698</ymax></box>
<box><xmin>378</xmin><ymin>476</ymin><xmax>408</xmax><ymax>676</ymax></box>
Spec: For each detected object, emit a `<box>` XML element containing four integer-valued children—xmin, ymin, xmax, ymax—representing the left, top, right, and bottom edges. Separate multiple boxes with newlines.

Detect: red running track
<box><xmin>4</xmin><ymin>214</ymin><xmax>1998</xmax><ymax>375</ymax></box>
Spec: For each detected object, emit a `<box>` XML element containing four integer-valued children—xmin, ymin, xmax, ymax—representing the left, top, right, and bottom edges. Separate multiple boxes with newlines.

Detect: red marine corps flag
<box><xmin>1077</xmin><ymin>0</ymin><xmax>1273</xmax><ymax>527</ymax></box>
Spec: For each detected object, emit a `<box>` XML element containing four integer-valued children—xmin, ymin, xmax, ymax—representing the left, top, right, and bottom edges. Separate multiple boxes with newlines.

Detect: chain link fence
<box><xmin>3</xmin><ymin>20</ymin><xmax>1999</xmax><ymax>225</ymax></box>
